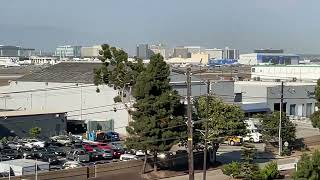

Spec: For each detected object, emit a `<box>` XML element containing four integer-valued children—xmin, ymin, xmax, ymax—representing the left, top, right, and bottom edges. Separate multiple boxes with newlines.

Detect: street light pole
<box><xmin>203</xmin><ymin>80</ymin><xmax>210</xmax><ymax>180</ymax></box>
<box><xmin>186</xmin><ymin>68</ymin><xmax>194</xmax><ymax>180</ymax></box>
<box><xmin>279</xmin><ymin>81</ymin><xmax>284</xmax><ymax>155</ymax></box>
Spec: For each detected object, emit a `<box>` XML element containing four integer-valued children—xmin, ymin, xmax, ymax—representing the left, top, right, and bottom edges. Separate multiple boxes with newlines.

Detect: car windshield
<box><xmin>90</xmin><ymin>145</ymin><xmax>98</xmax><ymax>148</ymax></box>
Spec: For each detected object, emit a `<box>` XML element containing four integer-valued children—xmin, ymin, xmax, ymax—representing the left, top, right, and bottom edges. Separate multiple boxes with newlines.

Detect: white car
<box><xmin>23</xmin><ymin>139</ymin><xmax>46</xmax><ymax>148</ymax></box>
<box><xmin>62</xmin><ymin>161</ymin><xmax>82</xmax><ymax>169</ymax></box>
<box><xmin>51</xmin><ymin>135</ymin><xmax>71</xmax><ymax>146</ymax></box>
<box><xmin>120</xmin><ymin>154</ymin><xmax>138</xmax><ymax>161</ymax></box>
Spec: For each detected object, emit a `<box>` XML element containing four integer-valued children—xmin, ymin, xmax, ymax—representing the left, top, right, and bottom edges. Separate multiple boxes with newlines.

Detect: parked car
<box><xmin>41</xmin><ymin>154</ymin><xmax>59</xmax><ymax>165</ymax></box>
<box><xmin>46</xmin><ymin>146</ymin><xmax>66</xmax><ymax>157</ymax></box>
<box><xmin>94</xmin><ymin>143</ymin><xmax>111</xmax><ymax>150</ymax></box>
<box><xmin>98</xmin><ymin>149</ymin><xmax>113</xmax><ymax>160</ymax></box>
<box><xmin>87</xmin><ymin>151</ymin><xmax>104</xmax><ymax>162</ymax></box>
<box><xmin>67</xmin><ymin>149</ymin><xmax>90</xmax><ymax>163</ymax></box>
<box><xmin>0</xmin><ymin>149</ymin><xmax>21</xmax><ymax>160</ymax></box>
<box><xmin>19</xmin><ymin>147</ymin><xmax>35</xmax><ymax>159</ymax></box>
<box><xmin>82</xmin><ymin>143</ymin><xmax>94</xmax><ymax>152</ymax></box>
<box><xmin>7</xmin><ymin>142</ymin><xmax>24</xmax><ymax>150</ymax></box>
<box><xmin>120</xmin><ymin>154</ymin><xmax>137</xmax><ymax>161</ymax></box>
<box><xmin>105</xmin><ymin>131</ymin><xmax>120</xmax><ymax>142</ymax></box>
<box><xmin>50</xmin><ymin>136</ymin><xmax>72</xmax><ymax>146</ymax></box>
<box><xmin>62</xmin><ymin>161</ymin><xmax>82</xmax><ymax>169</ymax></box>
<box><xmin>23</xmin><ymin>139</ymin><xmax>46</xmax><ymax>148</ymax></box>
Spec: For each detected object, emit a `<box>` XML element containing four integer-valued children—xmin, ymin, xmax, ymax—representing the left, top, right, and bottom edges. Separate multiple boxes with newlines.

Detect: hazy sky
<box><xmin>0</xmin><ymin>0</ymin><xmax>319</xmax><ymax>55</ymax></box>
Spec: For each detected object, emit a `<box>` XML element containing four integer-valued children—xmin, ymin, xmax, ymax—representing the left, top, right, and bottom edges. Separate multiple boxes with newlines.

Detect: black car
<box><xmin>41</xmin><ymin>154</ymin><xmax>59</xmax><ymax>165</ymax></box>
<box><xmin>0</xmin><ymin>149</ymin><xmax>21</xmax><ymax>160</ymax></box>
<box><xmin>19</xmin><ymin>147</ymin><xmax>35</xmax><ymax>159</ymax></box>
<box><xmin>88</xmin><ymin>150</ymin><xmax>104</xmax><ymax>162</ymax></box>
<box><xmin>46</xmin><ymin>146</ymin><xmax>66</xmax><ymax>157</ymax></box>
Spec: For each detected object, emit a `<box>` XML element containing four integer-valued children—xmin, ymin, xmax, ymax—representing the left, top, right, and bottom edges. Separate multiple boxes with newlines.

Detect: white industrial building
<box><xmin>251</xmin><ymin>65</ymin><xmax>320</xmax><ymax>82</ymax></box>
<box><xmin>0</xmin><ymin>62</ymin><xmax>129</xmax><ymax>136</ymax></box>
<box><xmin>234</xmin><ymin>81</ymin><xmax>316</xmax><ymax>119</ymax></box>
<box><xmin>81</xmin><ymin>45</ymin><xmax>102</xmax><ymax>58</ymax></box>
<box><xmin>205</xmin><ymin>48</ymin><xmax>224</xmax><ymax>59</ymax></box>
<box><xmin>239</xmin><ymin>53</ymin><xmax>299</xmax><ymax>65</ymax></box>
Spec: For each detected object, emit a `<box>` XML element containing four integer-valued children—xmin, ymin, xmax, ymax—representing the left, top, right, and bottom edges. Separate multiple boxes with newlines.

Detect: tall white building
<box><xmin>205</xmin><ymin>48</ymin><xmax>224</xmax><ymax>59</ymax></box>
<box><xmin>149</xmin><ymin>44</ymin><xmax>169</xmax><ymax>59</ymax></box>
<box><xmin>55</xmin><ymin>45</ymin><xmax>82</xmax><ymax>58</ymax></box>
<box><xmin>224</xmin><ymin>47</ymin><xmax>239</xmax><ymax>60</ymax></box>
<box><xmin>81</xmin><ymin>45</ymin><xmax>102</xmax><ymax>58</ymax></box>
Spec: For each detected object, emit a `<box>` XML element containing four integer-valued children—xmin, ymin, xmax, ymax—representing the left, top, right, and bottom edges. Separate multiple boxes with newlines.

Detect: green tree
<box><xmin>260</xmin><ymin>111</ymin><xmax>296</xmax><ymax>144</ymax></box>
<box><xmin>315</xmin><ymin>79</ymin><xmax>320</xmax><ymax>106</ymax></box>
<box><xmin>196</xmin><ymin>96</ymin><xmax>247</xmax><ymax>162</ymax></box>
<box><xmin>29</xmin><ymin>127</ymin><xmax>41</xmax><ymax>138</ymax></box>
<box><xmin>241</xmin><ymin>143</ymin><xmax>260</xmax><ymax>180</ymax></box>
<box><xmin>94</xmin><ymin>44</ymin><xmax>145</xmax><ymax>102</ymax></box>
<box><xmin>294</xmin><ymin>150</ymin><xmax>320</xmax><ymax>179</ymax></box>
<box><xmin>260</xmin><ymin>162</ymin><xmax>280</xmax><ymax>180</ymax></box>
<box><xmin>125</xmin><ymin>54</ymin><xmax>186</xmax><ymax>173</ymax></box>
<box><xmin>311</xmin><ymin>79</ymin><xmax>320</xmax><ymax>129</ymax></box>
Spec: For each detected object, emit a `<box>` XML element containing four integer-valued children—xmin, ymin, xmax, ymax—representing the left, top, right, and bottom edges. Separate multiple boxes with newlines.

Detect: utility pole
<box><xmin>279</xmin><ymin>81</ymin><xmax>284</xmax><ymax>155</ymax></box>
<box><xmin>186</xmin><ymin>67</ymin><xmax>194</xmax><ymax>180</ymax></box>
<box><xmin>203</xmin><ymin>80</ymin><xmax>210</xmax><ymax>180</ymax></box>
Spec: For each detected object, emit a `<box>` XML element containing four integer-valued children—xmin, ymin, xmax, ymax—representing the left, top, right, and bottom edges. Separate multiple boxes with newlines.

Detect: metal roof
<box><xmin>0</xmin><ymin>159</ymin><xmax>49</xmax><ymax>167</ymax></box>
<box><xmin>240</xmin><ymin>103</ymin><xmax>270</xmax><ymax>113</ymax></box>
<box><xmin>0</xmin><ymin>110</ymin><xmax>66</xmax><ymax>117</ymax></box>
<box><xmin>17</xmin><ymin>62</ymin><xmax>103</xmax><ymax>84</ymax></box>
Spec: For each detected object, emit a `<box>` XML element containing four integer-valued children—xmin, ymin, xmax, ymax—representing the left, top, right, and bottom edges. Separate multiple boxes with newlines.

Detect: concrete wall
<box><xmin>0</xmin><ymin>113</ymin><xmax>66</xmax><ymax>138</ymax></box>
<box><xmin>252</xmin><ymin>65</ymin><xmax>320</xmax><ymax>82</ymax></box>
<box><xmin>239</xmin><ymin>54</ymin><xmax>258</xmax><ymax>65</ymax></box>
<box><xmin>0</xmin><ymin>81</ymin><xmax>129</xmax><ymax>135</ymax></box>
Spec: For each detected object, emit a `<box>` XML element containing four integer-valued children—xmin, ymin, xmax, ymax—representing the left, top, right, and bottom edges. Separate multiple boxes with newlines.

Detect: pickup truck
<box><xmin>67</xmin><ymin>149</ymin><xmax>90</xmax><ymax>163</ymax></box>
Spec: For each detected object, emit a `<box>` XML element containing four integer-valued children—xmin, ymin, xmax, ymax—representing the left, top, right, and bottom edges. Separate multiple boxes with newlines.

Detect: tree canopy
<box><xmin>311</xmin><ymin>79</ymin><xmax>320</xmax><ymax>129</ymax></box>
<box><xmin>125</xmin><ymin>53</ymin><xmax>186</xmax><ymax>163</ymax></box>
<box><xmin>94</xmin><ymin>44</ymin><xmax>145</xmax><ymax>102</ymax></box>
<box><xmin>260</xmin><ymin>111</ymin><xmax>296</xmax><ymax>143</ymax></box>
<box><xmin>196</xmin><ymin>96</ymin><xmax>247</xmax><ymax>139</ymax></box>
<box><xmin>29</xmin><ymin>127</ymin><xmax>41</xmax><ymax>138</ymax></box>
<box><xmin>294</xmin><ymin>150</ymin><xmax>320</xmax><ymax>179</ymax></box>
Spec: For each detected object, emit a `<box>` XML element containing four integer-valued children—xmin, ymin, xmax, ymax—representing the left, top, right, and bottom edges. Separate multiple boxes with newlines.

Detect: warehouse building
<box><xmin>0</xmin><ymin>45</ymin><xmax>35</xmax><ymax>57</ymax></box>
<box><xmin>251</xmin><ymin>65</ymin><xmax>320</xmax><ymax>82</ymax></box>
<box><xmin>239</xmin><ymin>53</ymin><xmax>299</xmax><ymax>65</ymax></box>
<box><xmin>0</xmin><ymin>111</ymin><xmax>67</xmax><ymax>138</ymax></box>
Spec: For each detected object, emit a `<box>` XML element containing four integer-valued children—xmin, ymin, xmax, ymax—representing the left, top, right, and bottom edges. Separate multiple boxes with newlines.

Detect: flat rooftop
<box><xmin>235</xmin><ymin>81</ymin><xmax>316</xmax><ymax>87</ymax></box>
<box><xmin>0</xmin><ymin>159</ymin><xmax>49</xmax><ymax>167</ymax></box>
<box><xmin>0</xmin><ymin>110</ymin><xmax>66</xmax><ymax>117</ymax></box>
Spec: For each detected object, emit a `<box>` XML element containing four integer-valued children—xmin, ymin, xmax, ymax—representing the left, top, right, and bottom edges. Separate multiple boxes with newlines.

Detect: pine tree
<box><xmin>125</xmin><ymin>54</ymin><xmax>186</xmax><ymax>172</ymax></box>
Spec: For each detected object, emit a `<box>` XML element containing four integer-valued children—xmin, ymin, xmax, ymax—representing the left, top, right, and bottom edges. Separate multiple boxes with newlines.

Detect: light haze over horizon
<box><xmin>0</xmin><ymin>0</ymin><xmax>319</xmax><ymax>55</ymax></box>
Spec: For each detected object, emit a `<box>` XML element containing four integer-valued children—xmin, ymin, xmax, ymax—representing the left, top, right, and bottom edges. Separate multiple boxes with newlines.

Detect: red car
<box><xmin>95</xmin><ymin>143</ymin><xmax>111</xmax><ymax>150</ymax></box>
<box><xmin>82</xmin><ymin>143</ymin><xmax>94</xmax><ymax>152</ymax></box>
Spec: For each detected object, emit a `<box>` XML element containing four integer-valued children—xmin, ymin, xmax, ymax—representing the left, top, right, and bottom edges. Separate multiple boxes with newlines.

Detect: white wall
<box><xmin>252</xmin><ymin>65</ymin><xmax>320</xmax><ymax>82</ymax></box>
<box><xmin>239</xmin><ymin>54</ymin><xmax>258</xmax><ymax>65</ymax></box>
<box><xmin>0</xmin><ymin>81</ymin><xmax>129</xmax><ymax>135</ymax></box>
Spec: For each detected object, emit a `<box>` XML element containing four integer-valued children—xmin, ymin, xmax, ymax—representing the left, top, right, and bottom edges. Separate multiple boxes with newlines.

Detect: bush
<box><xmin>113</xmin><ymin>95</ymin><xmax>122</xmax><ymax>103</ymax></box>
<box><xmin>222</xmin><ymin>161</ymin><xmax>242</xmax><ymax>178</ymax></box>
<box><xmin>260</xmin><ymin>162</ymin><xmax>280</xmax><ymax>180</ymax></box>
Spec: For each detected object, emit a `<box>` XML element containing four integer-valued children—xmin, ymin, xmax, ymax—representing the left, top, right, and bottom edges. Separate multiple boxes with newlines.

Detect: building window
<box><xmin>252</xmin><ymin>68</ymin><xmax>255</xmax><ymax>72</ymax></box>
<box><xmin>306</xmin><ymin>103</ymin><xmax>313</xmax><ymax>118</ymax></box>
<box><xmin>290</xmin><ymin>104</ymin><xmax>296</xmax><ymax>116</ymax></box>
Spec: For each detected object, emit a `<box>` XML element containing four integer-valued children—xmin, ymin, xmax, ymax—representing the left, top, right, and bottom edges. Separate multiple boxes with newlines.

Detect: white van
<box><xmin>243</xmin><ymin>119</ymin><xmax>263</xmax><ymax>143</ymax></box>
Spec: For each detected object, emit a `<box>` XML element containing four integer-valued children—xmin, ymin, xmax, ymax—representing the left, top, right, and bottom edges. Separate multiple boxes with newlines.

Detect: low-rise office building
<box><xmin>239</xmin><ymin>53</ymin><xmax>299</xmax><ymax>65</ymax></box>
<box><xmin>0</xmin><ymin>111</ymin><xmax>67</xmax><ymax>138</ymax></box>
<box><xmin>234</xmin><ymin>81</ymin><xmax>316</xmax><ymax>119</ymax></box>
<box><xmin>0</xmin><ymin>45</ymin><xmax>35</xmax><ymax>57</ymax></box>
